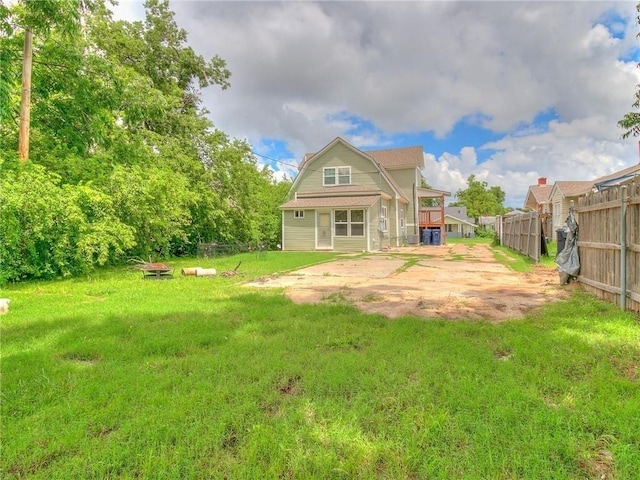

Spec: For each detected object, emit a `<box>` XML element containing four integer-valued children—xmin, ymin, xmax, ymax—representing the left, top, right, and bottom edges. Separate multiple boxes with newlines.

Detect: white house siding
<box><xmin>282</xmin><ymin>209</ymin><xmax>316</xmax><ymax>250</ymax></box>
<box><xmin>445</xmin><ymin>218</ymin><xmax>475</xmax><ymax>238</ymax></box>
<box><xmin>551</xmin><ymin>190</ymin><xmax>580</xmax><ymax>232</ymax></box>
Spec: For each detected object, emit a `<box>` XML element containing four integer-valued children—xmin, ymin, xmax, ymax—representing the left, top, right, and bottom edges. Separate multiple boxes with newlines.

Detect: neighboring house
<box><xmin>593</xmin><ymin>162</ymin><xmax>640</xmax><ymax>191</ymax></box>
<box><xmin>523</xmin><ymin>177</ymin><xmax>554</xmax><ymax>237</ymax></box>
<box><xmin>444</xmin><ymin>206</ymin><xmax>476</xmax><ymax>238</ymax></box>
<box><xmin>279</xmin><ymin>137</ymin><xmax>450</xmax><ymax>251</ymax></box>
<box><xmin>523</xmin><ymin>177</ymin><xmax>553</xmax><ymax>214</ymax></box>
<box><xmin>478</xmin><ymin>215</ymin><xmax>497</xmax><ymax>231</ymax></box>
<box><xmin>549</xmin><ymin>162</ymin><xmax>640</xmax><ymax>232</ymax></box>
<box><xmin>549</xmin><ymin>181</ymin><xmax>593</xmax><ymax>232</ymax></box>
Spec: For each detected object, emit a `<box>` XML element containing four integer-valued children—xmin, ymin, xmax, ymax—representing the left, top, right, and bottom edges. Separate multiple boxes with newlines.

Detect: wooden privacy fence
<box><xmin>500</xmin><ymin>212</ymin><xmax>542</xmax><ymax>262</ymax></box>
<box><xmin>577</xmin><ymin>183</ymin><xmax>640</xmax><ymax>312</ymax></box>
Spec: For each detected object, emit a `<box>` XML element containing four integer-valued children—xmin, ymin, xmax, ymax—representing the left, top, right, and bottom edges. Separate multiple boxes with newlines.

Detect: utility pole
<box><xmin>18</xmin><ymin>28</ymin><xmax>33</xmax><ymax>163</ymax></box>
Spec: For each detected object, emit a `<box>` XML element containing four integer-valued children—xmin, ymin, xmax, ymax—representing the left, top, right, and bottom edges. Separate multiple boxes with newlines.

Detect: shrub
<box><xmin>474</xmin><ymin>227</ymin><xmax>495</xmax><ymax>238</ymax></box>
<box><xmin>105</xmin><ymin>165</ymin><xmax>197</xmax><ymax>258</ymax></box>
<box><xmin>0</xmin><ymin>164</ymin><xmax>134</xmax><ymax>282</ymax></box>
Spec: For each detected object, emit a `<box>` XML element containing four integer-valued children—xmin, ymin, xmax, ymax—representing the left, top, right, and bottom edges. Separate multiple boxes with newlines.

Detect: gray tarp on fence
<box><xmin>555</xmin><ymin>211</ymin><xmax>580</xmax><ymax>285</ymax></box>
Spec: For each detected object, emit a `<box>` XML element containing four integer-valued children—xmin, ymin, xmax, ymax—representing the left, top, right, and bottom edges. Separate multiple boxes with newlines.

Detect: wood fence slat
<box><xmin>500</xmin><ymin>212</ymin><xmax>541</xmax><ymax>263</ymax></box>
<box><xmin>576</xmin><ymin>199</ymin><xmax>621</xmax><ymax>213</ymax></box>
<box><xmin>576</xmin><ymin>242</ymin><xmax>620</xmax><ymax>251</ymax></box>
<box><xmin>577</xmin><ymin>183</ymin><xmax>640</xmax><ymax>312</ymax></box>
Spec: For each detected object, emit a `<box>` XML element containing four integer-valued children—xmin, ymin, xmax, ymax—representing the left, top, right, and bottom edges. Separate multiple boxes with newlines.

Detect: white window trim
<box><xmin>553</xmin><ymin>202</ymin><xmax>561</xmax><ymax>228</ymax></box>
<box><xmin>350</xmin><ymin>209</ymin><xmax>365</xmax><ymax>237</ymax></box>
<box><xmin>334</xmin><ymin>209</ymin><xmax>365</xmax><ymax>237</ymax></box>
<box><xmin>294</xmin><ymin>210</ymin><xmax>305</xmax><ymax>219</ymax></box>
<box><xmin>380</xmin><ymin>205</ymin><xmax>388</xmax><ymax>232</ymax></box>
<box><xmin>323</xmin><ymin>166</ymin><xmax>351</xmax><ymax>186</ymax></box>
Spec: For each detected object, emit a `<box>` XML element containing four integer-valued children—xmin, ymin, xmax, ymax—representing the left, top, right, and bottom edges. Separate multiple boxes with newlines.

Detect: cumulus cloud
<box><xmin>114</xmin><ymin>1</ymin><xmax>640</xmax><ymax>207</ymax></box>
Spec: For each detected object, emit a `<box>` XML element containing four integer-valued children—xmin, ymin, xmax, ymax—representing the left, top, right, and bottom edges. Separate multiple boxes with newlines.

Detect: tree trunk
<box><xmin>18</xmin><ymin>28</ymin><xmax>33</xmax><ymax>163</ymax></box>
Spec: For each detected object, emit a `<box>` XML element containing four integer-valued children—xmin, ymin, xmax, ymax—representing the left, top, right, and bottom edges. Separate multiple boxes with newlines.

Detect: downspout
<box><xmin>395</xmin><ymin>197</ymin><xmax>399</xmax><ymax>246</ymax></box>
<box><xmin>413</xmin><ymin>183</ymin><xmax>417</xmax><ymax>235</ymax></box>
<box><xmin>366</xmin><ymin>208</ymin><xmax>371</xmax><ymax>252</ymax></box>
<box><xmin>620</xmin><ymin>185</ymin><xmax>628</xmax><ymax>311</ymax></box>
<box><xmin>281</xmin><ymin>210</ymin><xmax>285</xmax><ymax>250</ymax></box>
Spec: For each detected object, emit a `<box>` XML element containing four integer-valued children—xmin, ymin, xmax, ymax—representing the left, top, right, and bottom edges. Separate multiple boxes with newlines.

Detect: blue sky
<box><xmin>114</xmin><ymin>1</ymin><xmax>640</xmax><ymax>207</ymax></box>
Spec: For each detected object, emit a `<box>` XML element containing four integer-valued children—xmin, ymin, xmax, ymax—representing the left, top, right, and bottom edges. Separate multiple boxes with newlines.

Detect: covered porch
<box><xmin>416</xmin><ymin>187</ymin><xmax>450</xmax><ymax>244</ymax></box>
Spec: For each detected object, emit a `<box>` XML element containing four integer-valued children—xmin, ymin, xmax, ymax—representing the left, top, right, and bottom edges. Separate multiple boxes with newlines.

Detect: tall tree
<box><xmin>1</xmin><ymin>0</ymin><xmax>289</xmax><ymax>279</ymax></box>
<box><xmin>450</xmin><ymin>175</ymin><xmax>506</xmax><ymax>221</ymax></box>
<box><xmin>618</xmin><ymin>2</ymin><xmax>640</xmax><ymax>138</ymax></box>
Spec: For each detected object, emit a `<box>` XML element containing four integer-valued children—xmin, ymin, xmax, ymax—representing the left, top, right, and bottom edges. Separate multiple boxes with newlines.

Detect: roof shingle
<box><xmin>280</xmin><ymin>195</ymin><xmax>380</xmax><ymax>209</ymax></box>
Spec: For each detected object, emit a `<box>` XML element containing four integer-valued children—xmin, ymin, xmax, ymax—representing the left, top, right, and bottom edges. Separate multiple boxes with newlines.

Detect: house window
<box><xmin>334</xmin><ymin>209</ymin><xmax>364</xmax><ymax>237</ymax></box>
<box><xmin>324</xmin><ymin>166</ymin><xmax>351</xmax><ymax>186</ymax></box>
<box><xmin>380</xmin><ymin>206</ymin><xmax>388</xmax><ymax>232</ymax></box>
<box><xmin>351</xmin><ymin>209</ymin><xmax>364</xmax><ymax>236</ymax></box>
<box><xmin>294</xmin><ymin>210</ymin><xmax>305</xmax><ymax>219</ymax></box>
<box><xmin>400</xmin><ymin>209</ymin><xmax>405</xmax><ymax>229</ymax></box>
<box><xmin>335</xmin><ymin>210</ymin><xmax>348</xmax><ymax>236</ymax></box>
<box><xmin>447</xmin><ymin>224</ymin><xmax>454</xmax><ymax>233</ymax></box>
<box><xmin>553</xmin><ymin>202</ymin><xmax>561</xmax><ymax>227</ymax></box>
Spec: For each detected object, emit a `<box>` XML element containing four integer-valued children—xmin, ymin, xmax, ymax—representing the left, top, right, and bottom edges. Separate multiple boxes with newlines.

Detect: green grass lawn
<box><xmin>1</xmin><ymin>251</ymin><xmax>639</xmax><ymax>479</ymax></box>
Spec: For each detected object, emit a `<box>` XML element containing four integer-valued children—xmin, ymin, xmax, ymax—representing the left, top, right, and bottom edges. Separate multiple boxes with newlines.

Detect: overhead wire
<box><xmin>252</xmin><ymin>150</ymin><xmax>389</xmax><ymax>176</ymax></box>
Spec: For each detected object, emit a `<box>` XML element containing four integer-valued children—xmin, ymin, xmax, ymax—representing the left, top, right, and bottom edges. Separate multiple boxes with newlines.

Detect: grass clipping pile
<box><xmin>248</xmin><ymin>244</ymin><xmax>567</xmax><ymax>321</ymax></box>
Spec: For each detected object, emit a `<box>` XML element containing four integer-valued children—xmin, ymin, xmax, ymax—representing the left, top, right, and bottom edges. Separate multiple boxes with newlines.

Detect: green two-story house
<box><xmin>279</xmin><ymin>137</ymin><xmax>449</xmax><ymax>252</ymax></box>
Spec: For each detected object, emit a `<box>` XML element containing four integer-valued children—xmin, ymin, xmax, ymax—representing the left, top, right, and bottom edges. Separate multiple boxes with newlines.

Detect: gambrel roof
<box><xmin>366</xmin><ymin>146</ymin><xmax>424</xmax><ymax>170</ymax></box>
<box><xmin>299</xmin><ymin>143</ymin><xmax>424</xmax><ymax>172</ymax></box>
<box><xmin>290</xmin><ymin>137</ymin><xmax>416</xmax><ymax>204</ymax></box>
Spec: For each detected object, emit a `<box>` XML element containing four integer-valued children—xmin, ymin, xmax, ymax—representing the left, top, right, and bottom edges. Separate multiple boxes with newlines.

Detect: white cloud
<box><xmin>116</xmin><ymin>1</ymin><xmax>640</xmax><ymax>207</ymax></box>
<box><xmin>109</xmin><ymin>0</ymin><xmax>145</xmax><ymax>21</ymax></box>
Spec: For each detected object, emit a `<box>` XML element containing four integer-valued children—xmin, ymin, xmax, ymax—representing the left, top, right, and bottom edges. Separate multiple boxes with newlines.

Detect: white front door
<box><xmin>317</xmin><ymin>212</ymin><xmax>332</xmax><ymax>249</ymax></box>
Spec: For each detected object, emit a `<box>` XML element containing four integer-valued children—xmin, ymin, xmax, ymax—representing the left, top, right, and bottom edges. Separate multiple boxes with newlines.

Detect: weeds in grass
<box><xmin>392</xmin><ymin>257</ymin><xmax>421</xmax><ymax>274</ymax></box>
<box><xmin>322</xmin><ymin>289</ymin><xmax>353</xmax><ymax>305</ymax></box>
<box><xmin>2</xmin><ymin>253</ymin><xmax>639</xmax><ymax>479</ymax></box>
<box><xmin>361</xmin><ymin>293</ymin><xmax>383</xmax><ymax>303</ymax></box>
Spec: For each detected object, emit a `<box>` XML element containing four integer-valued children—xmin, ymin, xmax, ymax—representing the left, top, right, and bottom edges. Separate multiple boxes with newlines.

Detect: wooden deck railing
<box><xmin>419</xmin><ymin>208</ymin><xmax>443</xmax><ymax>226</ymax></box>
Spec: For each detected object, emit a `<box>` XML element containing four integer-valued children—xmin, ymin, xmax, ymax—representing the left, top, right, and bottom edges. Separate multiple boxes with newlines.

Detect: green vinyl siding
<box><xmin>282</xmin><ymin>209</ymin><xmax>316</xmax><ymax>251</ymax></box>
<box><xmin>295</xmin><ymin>143</ymin><xmax>395</xmax><ymax>198</ymax></box>
<box><xmin>333</xmin><ymin>236</ymin><xmax>368</xmax><ymax>251</ymax></box>
<box><xmin>368</xmin><ymin>198</ymin><xmax>385</xmax><ymax>251</ymax></box>
<box><xmin>389</xmin><ymin>167</ymin><xmax>420</xmax><ymax>231</ymax></box>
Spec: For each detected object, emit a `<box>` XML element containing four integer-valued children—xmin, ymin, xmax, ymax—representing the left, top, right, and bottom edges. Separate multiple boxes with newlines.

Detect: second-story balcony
<box><xmin>419</xmin><ymin>207</ymin><xmax>444</xmax><ymax>228</ymax></box>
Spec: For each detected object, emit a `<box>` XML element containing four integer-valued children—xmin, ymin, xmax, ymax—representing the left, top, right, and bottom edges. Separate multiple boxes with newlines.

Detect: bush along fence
<box><xmin>577</xmin><ymin>183</ymin><xmax>640</xmax><ymax>312</ymax></box>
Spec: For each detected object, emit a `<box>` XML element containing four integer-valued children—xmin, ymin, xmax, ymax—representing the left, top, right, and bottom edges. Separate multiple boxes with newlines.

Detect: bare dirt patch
<box><xmin>247</xmin><ymin>243</ymin><xmax>568</xmax><ymax>321</ymax></box>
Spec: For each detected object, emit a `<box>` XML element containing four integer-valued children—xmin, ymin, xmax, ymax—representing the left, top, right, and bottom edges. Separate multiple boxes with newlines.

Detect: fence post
<box><xmin>620</xmin><ymin>185</ymin><xmax>628</xmax><ymax>311</ymax></box>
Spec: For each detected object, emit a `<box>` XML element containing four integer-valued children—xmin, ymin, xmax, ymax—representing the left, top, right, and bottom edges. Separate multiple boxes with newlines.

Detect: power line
<box><xmin>252</xmin><ymin>151</ymin><xmax>299</xmax><ymax>170</ymax></box>
<box><xmin>252</xmin><ymin>150</ymin><xmax>392</xmax><ymax>176</ymax></box>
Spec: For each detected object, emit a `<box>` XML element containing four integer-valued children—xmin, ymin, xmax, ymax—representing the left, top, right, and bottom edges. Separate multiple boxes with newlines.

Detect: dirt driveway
<box><xmin>248</xmin><ymin>243</ymin><xmax>566</xmax><ymax>321</ymax></box>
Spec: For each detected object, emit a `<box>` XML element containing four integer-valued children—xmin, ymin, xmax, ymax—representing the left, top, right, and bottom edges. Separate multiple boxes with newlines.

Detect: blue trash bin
<box><xmin>422</xmin><ymin>229</ymin><xmax>431</xmax><ymax>245</ymax></box>
<box><xmin>432</xmin><ymin>229</ymin><xmax>441</xmax><ymax>246</ymax></box>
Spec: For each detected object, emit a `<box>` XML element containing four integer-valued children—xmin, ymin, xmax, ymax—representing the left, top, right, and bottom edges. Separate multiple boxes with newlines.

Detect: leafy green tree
<box><xmin>618</xmin><ymin>2</ymin><xmax>640</xmax><ymax>138</ymax></box>
<box><xmin>0</xmin><ymin>165</ymin><xmax>134</xmax><ymax>282</ymax></box>
<box><xmin>450</xmin><ymin>175</ymin><xmax>506</xmax><ymax>221</ymax></box>
<box><xmin>420</xmin><ymin>178</ymin><xmax>439</xmax><ymax>207</ymax></box>
<box><xmin>105</xmin><ymin>165</ymin><xmax>197</xmax><ymax>258</ymax></box>
<box><xmin>1</xmin><ymin>0</ymin><xmax>289</xmax><ymax>280</ymax></box>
